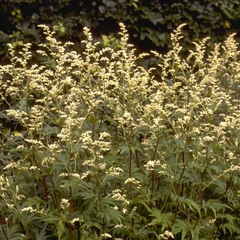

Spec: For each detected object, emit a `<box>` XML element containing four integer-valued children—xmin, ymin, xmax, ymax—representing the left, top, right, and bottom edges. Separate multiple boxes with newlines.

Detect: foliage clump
<box><xmin>0</xmin><ymin>23</ymin><xmax>240</xmax><ymax>240</ymax></box>
<box><xmin>1</xmin><ymin>0</ymin><xmax>240</xmax><ymax>60</ymax></box>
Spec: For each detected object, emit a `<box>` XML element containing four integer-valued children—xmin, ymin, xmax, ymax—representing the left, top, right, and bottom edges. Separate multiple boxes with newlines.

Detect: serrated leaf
<box><xmin>178</xmin><ymin>196</ymin><xmax>201</xmax><ymax>215</ymax></box>
<box><xmin>35</xmin><ymin>225</ymin><xmax>47</xmax><ymax>240</ymax></box>
<box><xmin>24</xmin><ymin>196</ymin><xmax>43</xmax><ymax>206</ymax></box>
<box><xmin>60</xmin><ymin>212</ymin><xmax>67</xmax><ymax>222</ymax></box>
<box><xmin>206</xmin><ymin>200</ymin><xmax>232</xmax><ymax>218</ymax></box>
<box><xmin>119</xmin><ymin>145</ymin><xmax>130</xmax><ymax>154</ymax></box>
<box><xmin>82</xmin><ymin>221</ymin><xmax>102</xmax><ymax>230</ymax></box>
<box><xmin>78</xmin><ymin>191</ymin><xmax>95</xmax><ymax>200</ymax></box>
<box><xmin>0</xmin><ymin>110</ymin><xmax>10</xmax><ymax>121</ymax></box>
<box><xmin>174</xmin><ymin>219</ymin><xmax>196</xmax><ymax>240</ymax></box>
<box><xmin>130</xmin><ymin>146</ymin><xmax>142</xmax><ymax>154</ymax></box>
<box><xmin>149</xmin><ymin>208</ymin><xmax>174</xmax><ymax>229</ymax></box>
<box><xmin>97</xmin><ymin>207</ymin><xmax>123</xmax><ymax>223</ymax></box>
<box><xmin>57</xmin><ymin>220</ymin><xmax>65</xmax><ymax>239</ymax></box>
<box><xmin>42</xmin><ymin>125</ymin><xmax>59</xmax><ymax>136</ymax></box>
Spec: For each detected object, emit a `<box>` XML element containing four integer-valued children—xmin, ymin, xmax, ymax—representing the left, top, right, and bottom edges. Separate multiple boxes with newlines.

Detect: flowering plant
<box><xmin>0</xmin><ymin>23</ymin><xmax>240</xmax><ymax>240</ymax></box>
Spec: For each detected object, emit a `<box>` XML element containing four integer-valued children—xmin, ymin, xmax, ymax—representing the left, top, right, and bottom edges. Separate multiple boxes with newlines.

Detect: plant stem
<box><xmin>215</xmin><ymin>177</ymin><xmax>232</xmax><ymax>238</ymax></box>
<box><xmin>172</xmin><ymin>142</ymin><xmax>187</xmax><ymax>225</ymax></box>
<box><xmin>32</xmin><ymin>154</ymin><xmax>49</xmax><ymax>203</ymax></box>
<box><xmin>150</xmin><ymin>170</ymin><xmax>154</xmax><ymax>208</ymax></box>
<box><xmin>129</xmin><ymin>146</ymin><xmax>133</xmax><ymax>200</ymax></box>
<box><xmin>194</xmin><ymin>168</ymin><xmax>207</xmax><ymax>230</ymax></box>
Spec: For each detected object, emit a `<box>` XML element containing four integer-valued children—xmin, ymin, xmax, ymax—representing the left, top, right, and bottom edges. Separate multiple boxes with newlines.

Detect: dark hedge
<box><xmin>0</xmin><ymin>0</ymin><xmax>240</xmax><ymax>63</ymax></box>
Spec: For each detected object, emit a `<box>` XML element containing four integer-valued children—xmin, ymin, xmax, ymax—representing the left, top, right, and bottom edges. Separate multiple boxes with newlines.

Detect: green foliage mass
<box><xmin>1</xmin><ymin>24</ymin><xmax>240</xmax><ymax>240</ymax></box>
<box><xmin>1</xmin><ymin>0</ymin><xmax>240</xmax><ymax>61</ymax></box>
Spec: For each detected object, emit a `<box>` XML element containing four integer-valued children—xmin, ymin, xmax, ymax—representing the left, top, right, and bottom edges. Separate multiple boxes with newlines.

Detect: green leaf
<box><xmin>88</xmin><ymin>114</ymin><xmax>99</xmax><ymax>124</ymax></box>
<box><xmin>138</xmin><ymin>199</ymin><xmax>152</xmax><ymax>212</ymax></box>
<box><xmin>130</xmin><ymin>146</ymin><xmax>142</xmax><ymax>154</ymax></box>
<box><xmin>97</xmin><ymin>207</ymin><xmax>123</xmax><ymax>223</ymax></box>
<box><xmin>178</xmin><ymin>196</ymin><xmax>201</xmax><ymax>215</ymax></box>
<box><xmin>219</xmin><ymin>213</ymin><xmax>239</xmax><ymax>224</ymax></box>
<box><xmin>42</xmin><ymin>125</ymin><xmax>59</xmax><ymax>137</ymax></box>
<box><xmin>149</xmin><ymin>208</ymin><xmax>174</xmax><ymax>230</ymax></box>
<box><xmin>22</xmin><ymin>197</ymin><xmax>43</xmax><ymax>211</ymax></box>
<box><xmin>222</xmin><ymin>223</ymin><xmax>236</xmax><ymax>235</ymax></box>
<box><xmin>206</xmin><ymin>200</ymin><xmax>233</xmax><ymax>218</ymax></box>
<box><xmin>78</xmin><ymin>190</ymin><xmax>95</xmax><ymax>200</ymax></box>
<box><xmin>60</xmin><ymin>212</ymin><xmax>68</xmax><ymax>222</ymax></box>
<box><xmin>174</xmin><ymin>219</ymin><xmax>188</xmax><ymax>240</ymax></box>
<box><xmin>82</xmin><ymin>221</ymin><xmax>102</xmax><ymax>231</ymax></box>
<box><xmin>57</xmin><ymin>220</ymin><xmax>65</xmax><ymax>240</ymax></box>
<box><xmin>174</xmin><ymin>219</ymin><xmax>197</xmax><ymax>240</ymax></box>
<box><xmin>0</xmin><ymin>110</ymin><xmax>10</xmax><ymax>121</ymax></box>
<box><xmin>119</xmin><ymin>145</ymin><xmax>130</xmax><ymax>154</ymax></box>
<box><xmin>19</xmin><ymin>99</ymin><xmax>27</xmax><ymax>110</ymax></box>
<box><xmin>42</xmin><ymin>216</ymin><xmax>61</xmax><ymax>223</ymax></box>
<box><xmin>3</xmin><ymin>225</ymin><xmax>22</xmax><ymax>240</ymax></box>
<box><xmin>36</xmin><ymin>225</ymin><xmax>47</xmax><ymax>240</ymax></box>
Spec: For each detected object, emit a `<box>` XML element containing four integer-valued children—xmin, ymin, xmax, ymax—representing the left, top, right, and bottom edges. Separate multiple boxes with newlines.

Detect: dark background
<box><xmin>0</xmin><ymin>0</ymin><xmax>240</xmax><ymax>63</ymax></box>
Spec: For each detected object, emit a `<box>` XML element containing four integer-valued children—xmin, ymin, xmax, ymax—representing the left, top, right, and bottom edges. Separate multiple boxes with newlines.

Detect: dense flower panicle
<box><xmin>0</xmin><ymin>23</ymin><xmax>240</xmax><ymax>240</ymax></box>
<box><xmin>111</xmin><ymin>189</ymin><xmax>129</xmax><ymax>205</ymax></box>
<box><xmin>101</xmin><ymin>233</ymin><xmax>112</xmax><ymax>238</ymax></box>
<box><xmin>159</xmin><ymin>230</ymin><xmax>175</xmax><ymax>239</ymax></box>
<box><xmin>108</xmin><ymin>166</ymin><xmax>124</xmax><ymax>177</ymax></box>
<box><xmin>60</xmin><ymin>198</ymin><xmax>70</xmax><ymax>209</ymax></box>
